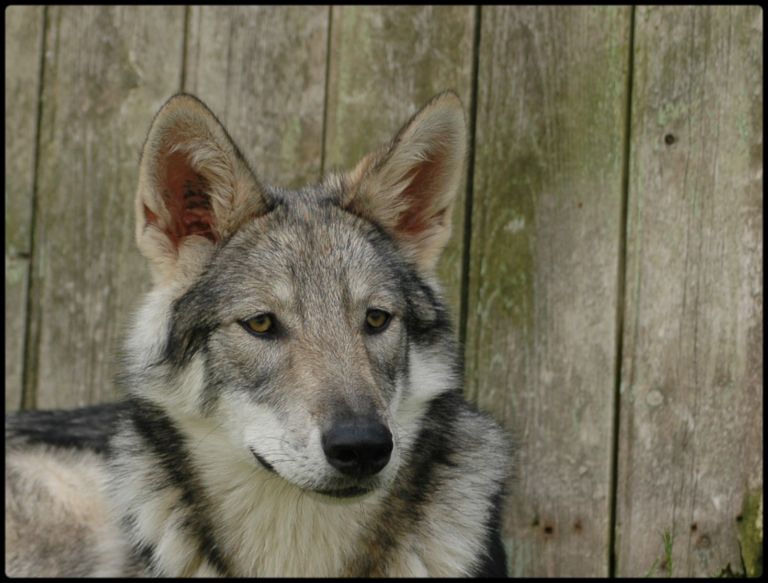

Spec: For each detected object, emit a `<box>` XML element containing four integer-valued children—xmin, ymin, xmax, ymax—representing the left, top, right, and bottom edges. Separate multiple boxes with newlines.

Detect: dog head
<box><xmin>130</xmin><ymin>92</ymin><xmax>466</xmax><ymax>499</ymax></box>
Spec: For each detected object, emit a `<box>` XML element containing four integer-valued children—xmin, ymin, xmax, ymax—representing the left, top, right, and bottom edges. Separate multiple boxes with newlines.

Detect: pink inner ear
<box><xmin>395</xmin><ymin>149</ymin><xmax>447</xmax><ymax>236</ymax></box>
<box><xmin>146</xmin><ymin>151</ymin><xmax>217</xmax><ymax>247</ymax></box>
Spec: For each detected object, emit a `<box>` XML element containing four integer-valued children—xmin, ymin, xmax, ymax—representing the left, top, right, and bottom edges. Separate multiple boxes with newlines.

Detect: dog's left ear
<box><xmin>341</xmin><ymin>91</ymin><xmax>467</xmax><ymax>272</ymax></box>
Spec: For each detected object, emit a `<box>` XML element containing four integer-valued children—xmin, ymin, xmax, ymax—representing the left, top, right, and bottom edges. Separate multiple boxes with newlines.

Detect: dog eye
<box><xmin>242</xmin><ymin>314</ymin><xmax>275</xmax><ymax>336</ymax></box>
<box><xmin>365</xmin><ymin>309</ymin><xmax>391</xmax><ymax>333</ymax></box>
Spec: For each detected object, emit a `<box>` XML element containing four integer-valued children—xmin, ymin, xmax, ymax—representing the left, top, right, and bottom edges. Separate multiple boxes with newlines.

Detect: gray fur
<box><xmin>5</xmin><ymin>91</ymin><xmax>512</xmax><ymax>577</ymax></box>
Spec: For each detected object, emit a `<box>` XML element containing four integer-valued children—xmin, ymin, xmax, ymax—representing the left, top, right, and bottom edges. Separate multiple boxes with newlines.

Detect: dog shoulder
<box><xmin>5</xmin><ymin>445</ymin><xmax>131</xmax><ymax>576</ymax></box>
<box><xmin>401</xmin><ymin>392</ymin><xmax>512</xmax><ymax>576</ymax></box>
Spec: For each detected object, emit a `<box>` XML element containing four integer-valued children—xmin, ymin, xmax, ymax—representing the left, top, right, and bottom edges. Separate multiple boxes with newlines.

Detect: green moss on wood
<box><xmin>738</xmin><ymin>489</ymin><xmax>763</xmax><ymax>577</ymax></box>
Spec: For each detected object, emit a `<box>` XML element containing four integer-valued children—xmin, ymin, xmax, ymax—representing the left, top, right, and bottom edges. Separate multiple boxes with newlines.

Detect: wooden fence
<box><xmin>4</xmin><ymin>6</ymin><xmax>762</xmax><ymax>577</ymax></box>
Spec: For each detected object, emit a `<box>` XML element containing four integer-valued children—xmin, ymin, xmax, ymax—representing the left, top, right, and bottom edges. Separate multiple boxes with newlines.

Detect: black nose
<box><xmin>322</xmin><ymin>418</ymin><xmax>393</xmax><ymax>478</ymax></box>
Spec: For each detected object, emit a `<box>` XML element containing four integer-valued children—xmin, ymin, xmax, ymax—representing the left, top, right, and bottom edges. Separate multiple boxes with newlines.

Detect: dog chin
<box><xmin>250</xmin><ymin>448</ymin><xmax>381</xmax><ymax>502</ymax></box>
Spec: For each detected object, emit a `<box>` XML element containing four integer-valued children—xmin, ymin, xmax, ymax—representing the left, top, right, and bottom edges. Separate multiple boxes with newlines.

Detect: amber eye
<box><xmin>243</xmin><ymin>314</ymin><xmax>274</xmax><ymax>335</ymax></box>
<box><xmin>365</xmin><ymin>309</ymin><xmax>391</xmax><ymax>333</ymax></box>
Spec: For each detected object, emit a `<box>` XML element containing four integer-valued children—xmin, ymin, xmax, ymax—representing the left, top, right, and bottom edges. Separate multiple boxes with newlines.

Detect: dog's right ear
<box><xmin>135</xmin><ymin>94</ymin><xmax>268</xmax><ymax>283</ymax></box>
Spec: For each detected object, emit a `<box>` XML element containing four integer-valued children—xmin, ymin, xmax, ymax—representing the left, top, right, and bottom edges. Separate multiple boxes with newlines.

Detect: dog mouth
<box><xmin>250</xmin><ymin>448</ymin><xmax>374</xmax><ymax>499</ymax></box>
<box><xmin>314</xmin><ymin>485</ymin><xmax>372</xmax><ymax>498</ymax></box>
<box><xmin>251</xmin><ymin>450</ymin><xmax>277</xmax><ymax>473</ymax></box>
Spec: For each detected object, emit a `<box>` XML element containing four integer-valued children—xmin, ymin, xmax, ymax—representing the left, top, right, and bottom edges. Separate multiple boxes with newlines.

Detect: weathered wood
<box><xmin>28</xmin><ymin>6</ymin><xmax>186</xmax><ymax>409</ymax></box>
<box><xmin>5</xmin><ymin>6</ymin><xmax>45</xmax><ymax>411</ymax></box>
<box><xmin>185</xmin><ymin>6</ymin><xmax>329</xmax><ymax>189</ymax></box>
<box><xmin>5</xmin><ymin>256</ymin><xmax>30</xmax><ymax>411</ymax></box>
<box><xmin>466</xmin><ymin>6</ymin><xmax>632</xmax><ymax>576</ymax></box>
<box><xmin>8</xmin><ymin>6</ymin><xmax>762</xmax><ymax>576</ymax></box>
<box><xmin>616</xmin><ymin>6</ymin><xmax>763</xmax><ymax>577</ymax></box>
<box><xmin>323</xmin><ymin>6</ymin><xmax>476</xmax><ymax>325</ymax></box>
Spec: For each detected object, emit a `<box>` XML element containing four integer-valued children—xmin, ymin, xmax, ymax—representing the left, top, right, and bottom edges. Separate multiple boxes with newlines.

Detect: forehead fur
<box><xmin>205</xmin><ymin>188</ymin><xmax>406</xmax><ymax>315</ymax></box>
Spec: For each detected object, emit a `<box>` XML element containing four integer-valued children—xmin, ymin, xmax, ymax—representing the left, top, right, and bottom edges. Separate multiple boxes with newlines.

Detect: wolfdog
<box><xmin>5</xmin><ymin>91</ymin><xmax>512</xmax><ymax>577</ymax></box>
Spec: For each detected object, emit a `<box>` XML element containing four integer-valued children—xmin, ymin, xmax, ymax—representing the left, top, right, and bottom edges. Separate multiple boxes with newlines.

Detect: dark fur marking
<box><xmin>5</xmin><ymin>402</ymin><xmax>127</xmax><ymax>453</ymax></box>
<box><xmin>118</xmin><ymin>513</ymin><xmax>157</xmax><ymax>575</ymax></box>
<box><xmin>472</xmin><ymin>489</ymin><xmax>509</xmax><ymax>577</ymax></box>
<box><xmin>164</xmin><ymin>286</ymin><xmax>216</xmax><ymax>368</ymax></box>
<box><xmin>126</xmin><ymin>398</ymin><xmax>231</xmax><ymax>575</ymax></box>
<box><xmin>137</xmin><ymin>543</ymin><xmax>157</xmax><ymax>574</ymax></box>
<box><xmin>401</xmin><ymin>278</ymin><xmax>451</xmax><ymax>345</ymax></box>
<box><xmin>199</xmin><ymin>347</ymin><xmax>219</xmax><ymax>414</ymax></box>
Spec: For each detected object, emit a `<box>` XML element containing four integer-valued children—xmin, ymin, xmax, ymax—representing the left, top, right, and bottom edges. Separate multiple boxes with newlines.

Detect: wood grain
<box><xmin>6</xmin><ymin>6</ymin><xmax>763</xmax><ymax>576</ymax></box>
<box><xmin>27</xmin><ymin>6</ymin><xmax>186</xmax><ymax>408</ymax></box>
<box><xmin>185</xmin><ymin>6</ymin><xmax>329</xmax><ymax>189</ymax></box>
<box><xmin>466</xmin><ymin>6</ymin><xmax>632</xmax><ymax>576</ymax></box>
<box><xmin>5</xmin><ymin>6</ymin><xmax>45</xmax><ymax>410</ymax></box>
<box><xmin>615</xmin><ymin>6</ymin><xmax>763</xmax><ymax>577</ymax></box>
<box><xmin>323</xmin><ymin>6</ymin><xmax>476</xmax><ymax>325</ymax></box>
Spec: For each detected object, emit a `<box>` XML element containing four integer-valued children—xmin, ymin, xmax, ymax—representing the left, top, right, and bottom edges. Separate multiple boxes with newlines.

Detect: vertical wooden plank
<box><xmin>28</xmin><ymin>6</ymin><xmax>186</xmax><ymax>409</ymax></box>
<box><xmin>324</xmin><ymin>6</ymin><xmax>476</xmax><ymax>325</ymax></box>
<box><xmin>185</xmin><ymin>6</ymin><xmax>329</xmax><ymax>189</ymax></box>
<box><xmin>616</xmin><ymin>6</ymin><xmax>763</xmax><ymax>577</ymax></box>
<box><xmin>4</xmin><ymin>6</ymin><xmax>45</xmax><ymax>411</ymax></box>
<box><xmin>467</xmin><ymin>7</ymin><xmax>632</xmax><ymax>576</ymax></box>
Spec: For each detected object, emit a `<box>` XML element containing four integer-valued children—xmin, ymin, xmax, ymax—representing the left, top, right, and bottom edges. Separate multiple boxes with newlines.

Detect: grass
<box><xmin>642</xmin><ymin>528</ymin><xmax>759</xmax><ymax>578</ymax></box>
<box><xmin>643</xmin><ymin>530</ymin><xmax>674</xmax><ymax>577</ymax></box>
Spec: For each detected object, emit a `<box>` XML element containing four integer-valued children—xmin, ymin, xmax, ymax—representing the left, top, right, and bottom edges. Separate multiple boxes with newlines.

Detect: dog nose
<box><xmin>322</xmin><ymin>418</ymin><xmax>393</xmax><ymax>477</ymax></box>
